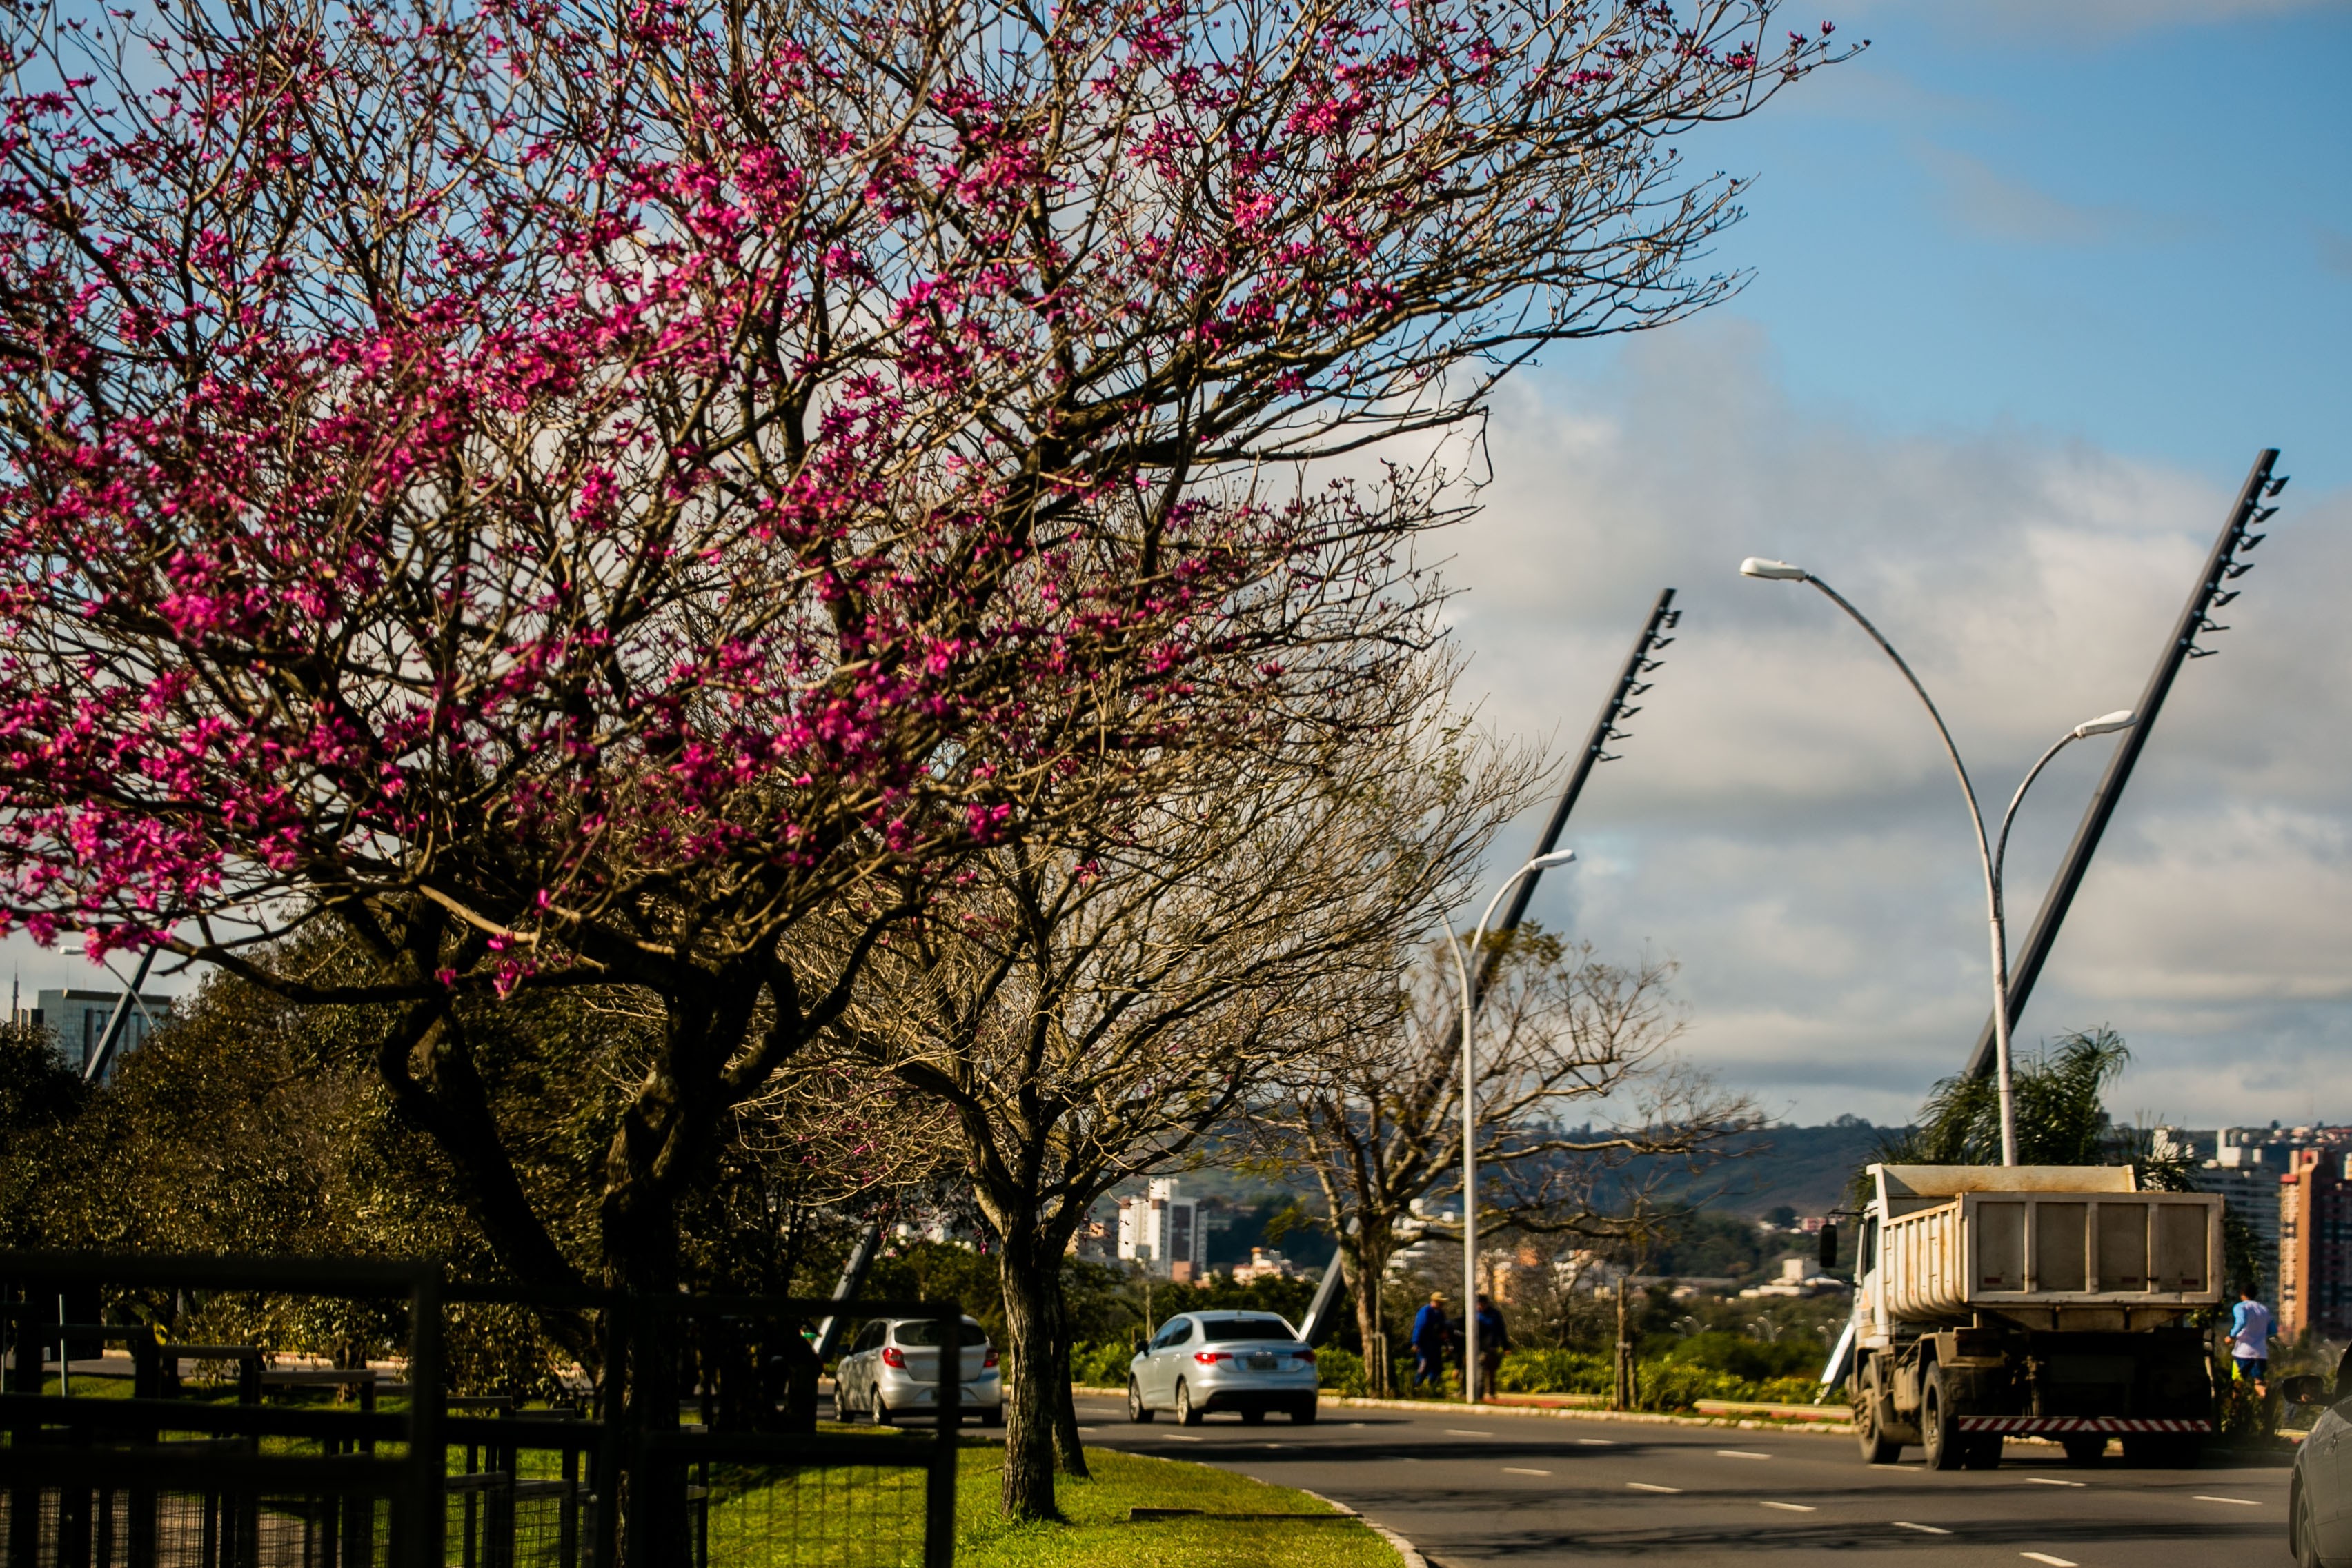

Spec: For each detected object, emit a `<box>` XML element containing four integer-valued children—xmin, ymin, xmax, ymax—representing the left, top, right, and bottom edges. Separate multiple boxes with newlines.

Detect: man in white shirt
<box><xmin>2229</xmin><ymin>1285</ymin><xmax>2274</xmax><ymax>1396</ymax></box>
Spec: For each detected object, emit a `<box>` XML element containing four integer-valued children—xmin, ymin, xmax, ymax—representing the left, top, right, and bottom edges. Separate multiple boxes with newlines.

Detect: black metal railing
<box><xmin>0</xmin><ymin>1253</ymin><xmax>962</xmax><ymax>1568</ymax></box>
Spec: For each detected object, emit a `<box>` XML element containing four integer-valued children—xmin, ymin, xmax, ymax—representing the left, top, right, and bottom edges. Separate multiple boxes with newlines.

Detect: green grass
<box><xmin>953</xmin><ymin>1442</ymin><xmax>1398</xmax><ymax>1568</ymax></box>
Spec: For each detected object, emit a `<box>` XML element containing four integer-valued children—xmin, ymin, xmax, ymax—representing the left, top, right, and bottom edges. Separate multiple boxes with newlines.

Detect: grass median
<box><xmin>949</xmin><ymin>1439</ymin><xmax>1398</xmax><ymax>1568</ymax></box>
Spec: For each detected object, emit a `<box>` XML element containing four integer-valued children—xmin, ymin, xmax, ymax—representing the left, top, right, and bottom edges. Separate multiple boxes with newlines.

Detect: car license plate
<box><xmin>1248</xmin><ymin>1353</ymin><xmax>1276</xmax><ymax>1371</ymax></box>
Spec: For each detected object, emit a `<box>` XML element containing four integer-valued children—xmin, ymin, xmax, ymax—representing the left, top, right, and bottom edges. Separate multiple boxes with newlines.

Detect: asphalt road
<box><xmin>1063</xmin><ymin>1391</ymin><xmax>2292</xmax><ymax>1567</ymax></box>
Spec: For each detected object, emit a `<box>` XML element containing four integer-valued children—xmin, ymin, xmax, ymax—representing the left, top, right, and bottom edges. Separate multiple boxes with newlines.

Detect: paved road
<box><xmin>1066</xmin><ymin>1391</ymin><xmax>2291</xmax><ymax>1567</ymax></box>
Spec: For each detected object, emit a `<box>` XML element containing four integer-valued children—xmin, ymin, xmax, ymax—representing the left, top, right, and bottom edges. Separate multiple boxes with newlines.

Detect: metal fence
<box><xmin>0</xmin><ymin>1253</ymin><xmax>962</xmax><ymax>1568</ymax></box>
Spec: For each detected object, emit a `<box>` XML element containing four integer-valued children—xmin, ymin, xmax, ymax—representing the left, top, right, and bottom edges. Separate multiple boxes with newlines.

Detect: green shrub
<box><xmin>1490</xmin><ymin>1347</ymin><xmax>1835</xmax><ymax>1411</ymax></box>
<box><xmin>1495</xmin><ymin>1349</ymin><xmax>1610</xmax><ymax>1397</ymax></box>
<box><xmin>1654</xmin><ymin>1331</ymin><xmax>1824</xmax><ymax>1382</ymax></box>
<box><xmin>1071</xmin><ymin>1341</ymin><xmax>1140</xmax><ymax>1389</ymax></box>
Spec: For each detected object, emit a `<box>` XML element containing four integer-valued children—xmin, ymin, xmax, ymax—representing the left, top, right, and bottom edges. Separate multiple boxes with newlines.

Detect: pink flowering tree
<box><xmin>0</xmin><ymin>0</ymin><xmax>1842</xmax><ymax>1529</ymax></box>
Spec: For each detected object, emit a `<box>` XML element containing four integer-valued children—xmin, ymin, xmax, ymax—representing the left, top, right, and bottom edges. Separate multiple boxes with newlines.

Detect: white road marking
<box><xmin>2022</xmin><ymin>1555</ymin><xmax>2078</xmax><ymax>1567</ymax></box>
<box><xmin>1445</xmin><ymin>1429</ymin><xmax>1496</xmax><ymax>1437</ymax></box>
<box><xmin>1348</xmin><ymin>1422</ymin><xmax>1367</xmax><ymax>1428</ymax></box>
<box><xmin>1760</xmin><ymin>1501</ymin><xmax>1816</xmax><ymax>1513</ymax></box>
<box><xmin>2026</xmin><ymin>1477</ymin><xmax>2086</xmax><ymax>1487</ymax></box>
<box><xmin>1576</xmin><ymin>1437</ymin><xmax>1617</xmax><ymax>1447</ymax></box>
<box><xmin>1716</xmin><ymin>1449</ymin><xmax>1772</xmax><ymax>1460</ymax></box>
<box><xmin>2194</xmin><ymin>1496</ymin><xmax>2263</xmax><ymax>1507</ymax></box>
<box><xmin>1893</xmin><ymin>1522</ymin><xmax>1952</xmax><ymax>1536</ymax></box>
<box><xmin>1167</xmin><ymin>1435</ymin><xmax>1203</xmax><ymax>1442</ymax></box>
<box><xmin>1628</xmin><ymin>1482</ymin><xmax>1682</xmax><ymax>1493</ymax></box>
<box><xmin>1503</xmin><ymin>1467</ymin><xmax>1552</xmax><ymax>1476</ymax></box>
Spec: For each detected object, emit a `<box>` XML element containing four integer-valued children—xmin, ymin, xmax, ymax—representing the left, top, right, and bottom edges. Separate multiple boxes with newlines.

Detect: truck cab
<box><xmin>1833</xmin><ymin>1164</ymin><xmax>2223</xmax><ymax>1470</ymax></box>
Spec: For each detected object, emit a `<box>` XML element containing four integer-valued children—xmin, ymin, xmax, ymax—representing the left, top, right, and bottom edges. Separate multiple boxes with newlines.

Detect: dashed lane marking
<box><xmin>2021</xmin><ymin>1555</ymin><xmax>2077</xmax><ymax>1567</ymax></box>
<box><xmin>1503</xmin><ymin>1467</ymin><xmax>1552</xmax><ymax>1476</ymax></box>
<box><xmin>1628</xmin><ymin>1482</ymin><xmax>1682</xmax><ymax>1493</ymax></box>
<box><xmin>1445</xmin><ymin>1429</ymin><xmax>1496</xmax><ymax>1437</ymax></box>
<box><xmin>2026</xmin><ymin>1478</ymin><xmax>2086</xmax><ymax>1487</ymax></box>
<box><xmin>1576</xmin><ymin>1438</ymin><xmax>1617</xmax><ymax>1447</ymax></box>
<box><xmin>1166</xmin><ymin>1435</ymin><xmax>1203</xmax><ymax>1442</ymax></box>
<box><xmin>1716</xmin><ymin>1449</ymin><xmax>1772</xmax><ymax>1460</ymax></box>
<box><xmin>1892</xmin><ymin>1523</ymin><xmax>1952</xmax><ymax>1535</ymax></box>
<box><xmin>1759</xmin><ymin>1502</ymin><xmax>1816</xmax><ymax>1513</ymax></box>
<box><xmin>2194</xmin><ymin>1496</ymin><xmax>2263</xmax><ymax>1507</ymax></box>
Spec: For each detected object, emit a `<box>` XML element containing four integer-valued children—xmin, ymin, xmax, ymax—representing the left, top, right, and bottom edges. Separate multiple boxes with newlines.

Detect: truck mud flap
<box><xmin>1955</xmin><ymin>1417</ymin><xmax>2211</xmax><ymax>1433</ymax></box>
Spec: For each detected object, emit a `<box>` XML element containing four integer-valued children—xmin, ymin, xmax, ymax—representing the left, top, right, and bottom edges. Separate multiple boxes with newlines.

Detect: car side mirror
<box><xmin>2281</xmin><ymin>1373</ymin><xmax>2326</xmax><ymax>1406</ymax></box>
<box><xmin>1818</xmin><ymin>1222</ymin><xmax>1839</xmax><ymax>1271</ymax></box>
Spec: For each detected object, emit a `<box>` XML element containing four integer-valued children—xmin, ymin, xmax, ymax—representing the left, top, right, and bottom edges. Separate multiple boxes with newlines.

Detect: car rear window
<box><xmin>893</xmin><ymin>1320</ymin><xmax>985</xmax><ymax>1347</ymax></box>
<box><xmin>1200</xmin><ymin>1317</ymin><xmax>1296</xmax><ymax>1343</ymax></box>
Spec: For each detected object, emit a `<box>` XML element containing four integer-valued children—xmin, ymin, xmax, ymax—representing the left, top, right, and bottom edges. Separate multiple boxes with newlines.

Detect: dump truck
<box><xmin>1824</xmin><ymin>1164</ymin><xmax>2225</xmax><ymax>1470</ymax></box>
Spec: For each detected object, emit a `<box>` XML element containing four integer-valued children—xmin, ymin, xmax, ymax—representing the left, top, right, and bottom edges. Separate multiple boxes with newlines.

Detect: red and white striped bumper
<box><xmin>1955</xmin><ymin>1416</ymin><xmax>2211</xmax><ymax>1434</ymax></box>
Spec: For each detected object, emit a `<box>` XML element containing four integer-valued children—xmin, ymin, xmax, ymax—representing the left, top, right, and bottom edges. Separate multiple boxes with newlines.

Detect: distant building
<box><xmin>1228</xmin><ymin>1247</ymin><xmax>1297</xmax><ymax>1283</ymax></box>
<box><xmin>1067</xmin><ymin>1205</ymin><xmax>1118</xmax><ymax>1262</ymax></box>
<box><xmin>1738</xmin><ymin>1256</ymin><xmax>1852</xmax><ymax>1300</ymax></box>
<box><xmin>2280</xmin><ymin>1148</ymin><xmax>2352</xmax><ymax>1342</ymax></box>
<box><xmin>1118</xmin><ymin>1179</ymin><xmax>1202</xmax><ymax>1282</ymax></box>
<box><xmin>31</xmin><ymin>987</ymin><xmax>172</xmax><ymax>1080</ymax></box>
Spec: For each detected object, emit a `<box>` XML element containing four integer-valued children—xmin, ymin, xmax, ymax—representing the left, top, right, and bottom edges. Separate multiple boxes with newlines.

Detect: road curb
<box><xmin>1293</xmin><ymin>1484</ymin><xmax>1427</xmax><ymax>1568</ymax></box>
<box><xmin>1072</xmin><ymin>1384</ymin><xmax>1859</xmax><ymax>1436</ymax></box>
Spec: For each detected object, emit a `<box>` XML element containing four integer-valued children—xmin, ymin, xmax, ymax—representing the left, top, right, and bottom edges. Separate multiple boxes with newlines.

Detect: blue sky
<box><xmin>1434</xmin><ymin>0</ymin><xmax>2352</xmax><ymax>1128</ymax></box>
<box><xmin>1691</xmin><ymin>0</ymin><xmax>2349</xmax><ymax>473</ymax></box>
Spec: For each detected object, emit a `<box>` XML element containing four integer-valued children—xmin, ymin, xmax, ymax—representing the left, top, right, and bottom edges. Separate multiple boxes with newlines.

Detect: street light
<box><xmin>1441</xmin><ymin>846</ymin><xmax>1577</xmax><ymax>1402</ymax></box>
<box><xmin>1739</xmin><ymin>557</ymin><xmax>2134</xmax><ymax>1166</ymax></box>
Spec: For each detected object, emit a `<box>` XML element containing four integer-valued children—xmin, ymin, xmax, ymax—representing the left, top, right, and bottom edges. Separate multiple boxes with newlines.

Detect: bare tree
<box><xmin>1262</xmin><ymin>931</ymin><xmax>1757</xmax><ymax>1394</ymax></box>
<box><xmin>823</xmin><ymin>663</ymin><xmax>1545</xmax><ymax>1518</ymax></box>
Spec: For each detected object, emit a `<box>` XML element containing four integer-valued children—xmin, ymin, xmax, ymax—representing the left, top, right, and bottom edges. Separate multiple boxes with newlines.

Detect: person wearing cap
<box><xmin>1410</xmin><ymin>1291</ymin><xmax>1452</xmax><ymax>1390</ymax></box>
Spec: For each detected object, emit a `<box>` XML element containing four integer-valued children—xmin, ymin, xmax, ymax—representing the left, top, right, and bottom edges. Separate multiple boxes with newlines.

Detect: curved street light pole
<box><xmin>1739</xmin><ymin>558</ymin><xmax>2133</xmax><ymax>1167</ymax></box>
<box><xmin>1444</xmin><ymin>848</ymin><xmax>1575</xmax><ymax>1402</ymax></box>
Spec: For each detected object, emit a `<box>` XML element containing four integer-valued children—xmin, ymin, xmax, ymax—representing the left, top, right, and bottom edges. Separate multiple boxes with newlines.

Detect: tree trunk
<box><xmin>1048</xmin><ymin>1298</ymin><xmax>1090</xmax><ymax>1477</ymax></box>
<box><xmin>996</xmin><ymin>1231</ymin><xmax>1070</xmax><ymax>1521</ymax></box>
<box><xmin>1347</xmin><ymin>1233</ymin><xmax>1394</xmax><ymax>1398</ymax></box>
<box><xmin>605</xmin><ymin>1180</ymin><xmax>689</xmax><ymax>1568</ymax></box>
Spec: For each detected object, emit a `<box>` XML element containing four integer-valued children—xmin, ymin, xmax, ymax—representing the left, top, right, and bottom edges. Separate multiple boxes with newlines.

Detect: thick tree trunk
<box><xmin>996</xmin><ymin>1232</ymin><xmax>1071</xmax><ymax>1520</ymax></box>
<box><xmin>605</xmin><ymin>1182</ymin><xmax>689</xmax><ymax>1568</ymax></box>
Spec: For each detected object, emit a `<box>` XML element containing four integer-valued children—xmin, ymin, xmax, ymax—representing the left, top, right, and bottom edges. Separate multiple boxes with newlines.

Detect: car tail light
<box><xmin>1192</xmin><ymin>1351</ymin><xmax>1232</xmax><ymax>1365</ymax></box>
<box><xmin>983</xmin><ymin>1347</ymin><xmax>999</xmax><ymax>1369</ymax></box>
<box><xmin>881</xmin><ymin>1347</ymin><xmax>905</xmax><ymax>1369</ymax></box>
<box><xmin>1294</xmin><ymin>1349</ymin><xmax>1317</xmax><ymax>1364</ymax></box>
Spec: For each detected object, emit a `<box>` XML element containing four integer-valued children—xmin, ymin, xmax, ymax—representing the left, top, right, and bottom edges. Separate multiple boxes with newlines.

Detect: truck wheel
<box><xmin>1855</xmin><ymin>1387</ymin><xmax>1901</xmax><ymax>1465</ymax></box>
<box><xmin>2060</xmin><ymin>1435</ymin><xmax>2106</xmax><ymax>1467</ymax></box>
<box><xmin>1921</xmin><ymin>1367</ymin><xmax>1963</xmax><ymax>1471</ymax></box>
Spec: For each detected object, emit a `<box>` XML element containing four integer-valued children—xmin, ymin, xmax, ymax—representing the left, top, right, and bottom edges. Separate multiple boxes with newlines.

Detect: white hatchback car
<box><xmin>1127</xmin><ymin>1310</ymin><xmax>1318</xmax><ymax>1425</ymax></box>
<box><xmin>834</xmin><ymin>1316</ymin><xmax>1002</xmax><ymax>1426</ymax></box>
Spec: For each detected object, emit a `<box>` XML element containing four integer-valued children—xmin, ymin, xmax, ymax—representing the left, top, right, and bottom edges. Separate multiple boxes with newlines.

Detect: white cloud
<box><xmin>1448</xmin><ymin>320</ymin><xmax>2351</xmax><ymax>1127</ymax></box>
<box><xmin>1916</xmin><ymin>145</ymin><xmax>2191</xmax><ymax>248</ymax></box>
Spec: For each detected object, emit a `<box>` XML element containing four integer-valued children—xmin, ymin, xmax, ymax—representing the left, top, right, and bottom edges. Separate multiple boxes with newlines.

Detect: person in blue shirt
<box><xmin>1474</xmin><ymin>1293</ymin><xmax>1509</xmax><ymax>1404</ymax></box>
<box><xmin>1410</xmin><ymin>1293</ymin><xmax>1452</xmax><ymax>1390</ymax></box>
<box><xmin>2229</xmin><ymin>1284</ymin><xmax>2274</xmax><ymax>1397</ymax></box>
